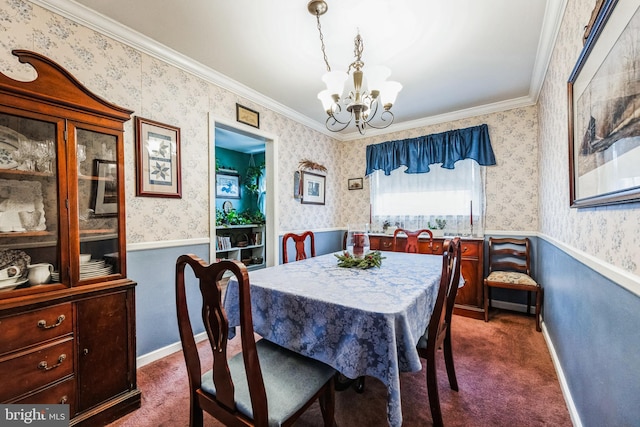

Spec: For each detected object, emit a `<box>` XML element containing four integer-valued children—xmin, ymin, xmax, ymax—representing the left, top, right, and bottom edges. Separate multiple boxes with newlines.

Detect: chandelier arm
<box><xmin>327</xmin><ymin>104</ymin><xmax>352</xmax><ymax>126</ymax></box>
<box><xmin>363</xmin><ymin>110</ymin><xmax>395</xmax><ymax>130</ymax></box>
<box><xmin>325</xmin><ymin>115</ymin><xmax>353</xmax><ymax>132</ymax></box>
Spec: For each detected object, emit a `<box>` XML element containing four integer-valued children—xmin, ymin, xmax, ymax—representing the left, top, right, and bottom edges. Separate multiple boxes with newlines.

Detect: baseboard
<box><xmin>137</xmin><ymin>332</ymin><xmax>208</xmax><ymax>368</ymax></box>
<box><xmin>490</xmin><ymin>299</ymin><xmax>536</xmax><ymax>314</ymax></box>
<box><xmin>542</xmin><ymin>322</ymin><xmax>583</xmax><ymax>427</ymax></box>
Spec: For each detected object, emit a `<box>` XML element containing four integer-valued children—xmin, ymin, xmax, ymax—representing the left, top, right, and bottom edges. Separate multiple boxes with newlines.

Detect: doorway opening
<box><xmin>209</xmin><ymin>115</ymin><xmax>278</xmax><ymax>268</ymax></box>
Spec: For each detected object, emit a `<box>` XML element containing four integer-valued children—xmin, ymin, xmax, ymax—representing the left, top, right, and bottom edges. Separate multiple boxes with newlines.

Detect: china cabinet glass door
<box><xmin>74</xmin><ymin>126</ymin><xmax>121</xmax><ymax>282</ymax></box>
<box><xmin>0</xmin><ymin>111</ymin><xmax>62</xmax><ymax>292</ymax></box>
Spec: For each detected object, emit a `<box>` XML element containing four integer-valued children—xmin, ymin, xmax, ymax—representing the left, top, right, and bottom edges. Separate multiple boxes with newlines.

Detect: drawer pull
<box><xmin>38</xmin><ymin>354</ymin><xmax>66</xmax><ymax>371</ymax></box>
<box><xmin>60</xmin><ymin>395</ymin><xmax>68</xmax><ymax>404</ymax></box>
<box><xmin>37</xmin><ymin>315</ymin><xmax>66</xmax><ymax>329</ymax></box>
<box><xmin>382</xmin><ymin>242</ymin><xmax>393</xmax><ymax>248</ymax></box>
<box><xmin>462</xmin><ymin>247</ymin><xmax>468</xmax><ymax>253</ymax></box>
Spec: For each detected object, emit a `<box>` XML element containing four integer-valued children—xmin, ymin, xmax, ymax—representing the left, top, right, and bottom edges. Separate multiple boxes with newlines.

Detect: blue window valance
<box><xmin>365</xmin><ymin>124</ymin><xmax>496</xmax><ymax>176</ymax></box>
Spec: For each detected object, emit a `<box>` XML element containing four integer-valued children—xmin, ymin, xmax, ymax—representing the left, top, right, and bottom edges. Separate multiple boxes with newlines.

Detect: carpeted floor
<box><xmin>108</xmin><ymin>311</ymin><xmax>572</xmax><ymax>426</ymax></box>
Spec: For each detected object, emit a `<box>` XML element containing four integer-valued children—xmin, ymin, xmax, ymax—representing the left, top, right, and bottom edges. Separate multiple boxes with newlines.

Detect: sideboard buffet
<box><xmin>369</xmin><ymin>234</ymin><xmax>485</xmax><ymax>319</ymax></box>
<box><xmin>0</xmin><ymin>50</ymin><xmax>140</xmax><ymax>425</ymax></box>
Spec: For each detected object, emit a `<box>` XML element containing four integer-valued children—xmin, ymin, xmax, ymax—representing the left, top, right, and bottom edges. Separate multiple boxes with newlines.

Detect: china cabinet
<box><xmin>216</xmin><ymin>224</ymin><xmax>266</xmax><ymax>269</ymax></box>
<box><xmin>369</xmin><ymin>234</ymin><xmax>485</xmax><ymax>319</ymax></box>
<box><xmin>0</xmin><ymin>50</ymin><xmax>140</xmax><ymax>425</ymax></box>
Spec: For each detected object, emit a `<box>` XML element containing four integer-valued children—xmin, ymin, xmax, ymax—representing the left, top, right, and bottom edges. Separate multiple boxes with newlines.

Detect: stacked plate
<box><xmin>80</xmin><ymin>259</ymin><xmax>113</xmax><ymax>279</ymax></box>
<box><xmin>51</xmin><ymin>259</ymin><xmax>114</xmax><ymax>282</ymax></box>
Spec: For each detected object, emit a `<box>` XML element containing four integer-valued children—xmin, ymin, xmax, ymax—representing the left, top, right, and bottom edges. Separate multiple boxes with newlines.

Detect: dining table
<box><xmin>224</xmin><ymin>250</ymin><xmax>452</xmax><ymax>427</ymax></box>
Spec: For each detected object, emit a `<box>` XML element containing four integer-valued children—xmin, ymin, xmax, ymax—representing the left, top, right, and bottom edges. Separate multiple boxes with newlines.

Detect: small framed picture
<box><xmin>91</xmin><ymin>159</ymin><xmax>118</xmax><ymax>217</ymax></box>
<box><xmin>135</xmin><ymin>117</ymin><xmax>182</xmax><ymax>198</ymax></box>
<box><xmin>348</xmin><ymin>177</ymin><xmax>363</xmax><ymax>190</ymax></box>
<box><xmin>216</xmin><ymin>172</ymin><xmax>241</xmax><ymax>199</ymax></box>
<box><xmin>236</xmin><ymin>104</ymin><xmax>260</xmax><ymax>128</ymax></box>
<box><xmin>301</xmin><ymin>171</ymin><xmax>325</xmax><ymax>205</ymax></box>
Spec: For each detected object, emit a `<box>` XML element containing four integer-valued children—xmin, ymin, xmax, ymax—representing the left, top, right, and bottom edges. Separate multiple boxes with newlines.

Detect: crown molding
<box><xmin>31</xmin><ymin>0</ymin><xmax>329</xmax><ymax>135</ymax></box>
<box><xmin>340</xmin><ymin>95</ymin><xmax>536</xmax><ymax>142</ymax></box>
<box><xmin>528</xmin><ymin>0</ymin><xmax>569</xmax><ymax>103</ymax></box>
<box><xmin>32</xmin><ymin>0</ymin><xmax>564</xmax><ymax>144</ymax></box>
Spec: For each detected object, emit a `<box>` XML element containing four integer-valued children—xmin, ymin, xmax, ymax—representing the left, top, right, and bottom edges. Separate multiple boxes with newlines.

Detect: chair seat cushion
<box><xmin>201</xmin><ymin>339</ymin><xmax>335</xmax><ymax>427</ymax></box>
<box><xmin>486</xmin><ymin>271</ymin><xmax>538</xmax><ymax>287</ymax></box>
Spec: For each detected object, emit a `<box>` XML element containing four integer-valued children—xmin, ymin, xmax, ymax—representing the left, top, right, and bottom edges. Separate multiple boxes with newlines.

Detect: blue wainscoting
<box><xmin>537</xmin><ymin>238</ymin><xmax>640</xmax><ymax>426</ymax></box>
<box><xmin>127</xmin><ymin>244</ymin><xmax>209</xmax><ymax>357</ymax></box>
<box><xmin>128</xmin><ymin>229</ymin><xmax>345</xmax><ymax>359</ymax></box>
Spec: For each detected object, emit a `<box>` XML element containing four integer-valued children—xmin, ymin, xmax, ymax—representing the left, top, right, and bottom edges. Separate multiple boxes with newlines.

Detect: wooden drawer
<box><xmin>14</xmin><ymin>377</ymin><xmax>75</xmax><ymax>415</ymax></box>
<box><xmin>429</xmin><ymin>240</ymin><xmax>445</xmax><ymax>255</ymax></box>
<box><xmin>460</xmin><ymin>241</ymin><xmax>480</xmax><ymax>258</ymax></box>
<box><xmin>0</xmin><ymin>303</ymin><xmax>73</xmax><ymax>355</ymax></box>
<box><xmin>378</xmin><ymin>238</ymin><xmax>394</xmax><ymax>251</ymax></box>
<box><xmin>0</xmin><ymin>337</ymin><xmax>74</xmax><ymax>402</ymax></box>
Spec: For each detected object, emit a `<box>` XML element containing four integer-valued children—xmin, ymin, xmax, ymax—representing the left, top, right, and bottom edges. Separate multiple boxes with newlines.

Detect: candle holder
<box><xmin>346</xmin><ymin>223</ymin><xmax>370</xmax><ymax>259</ymax></box>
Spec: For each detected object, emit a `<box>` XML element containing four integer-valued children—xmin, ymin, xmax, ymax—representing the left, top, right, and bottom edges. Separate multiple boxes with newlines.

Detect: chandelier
<box><xmin>307</xmin><ymin>0</ymin><xmax>402</xmax><ymax>135</ymax></box>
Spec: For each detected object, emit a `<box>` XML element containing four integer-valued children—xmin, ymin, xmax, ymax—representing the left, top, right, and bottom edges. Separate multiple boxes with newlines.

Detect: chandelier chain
<box><xmin>315</xmin><ymin>13</ymin><xmax>332</xmax><ymax>72</ymax></box>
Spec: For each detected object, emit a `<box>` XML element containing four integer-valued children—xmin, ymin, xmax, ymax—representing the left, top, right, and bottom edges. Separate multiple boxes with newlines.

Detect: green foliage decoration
<box><xmin>335</xmin><ymin>251</ymin><xmax>385</xmax><ymax>269</ymax></box>
<box><xmin>428</xmin><ymin>218</ymin><xmax>447</xmax><ymax>230</ymax></box>
<box><xmin>216</xmin><ymin>208</ymin><xmax>265</xmax><ymax>226</ymax></box>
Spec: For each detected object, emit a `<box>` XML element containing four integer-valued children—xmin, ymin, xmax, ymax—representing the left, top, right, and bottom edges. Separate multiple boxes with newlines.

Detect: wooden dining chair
<box><xmin>484</xmin><ymin>237</ymin><xmax>543</xmax><ymax>332</ymax></box>
<box><xmin>416</xmin><ymin>237</ymin><xmax>462</xmax><ymax>427</ymax></box>
<box><xmin>393</xmin><ymin>228</ymin><xmax>433</xmax><ymax>253</ymax></box>
<box><xmin>175</xmin><ymin>254</ymin><xmax>336</xmax><ymax>427</ymax></box>
<box><xmin>282</xmin><ymin>231</ymin><xmax>316</xmax><ymax>263</ymax></box>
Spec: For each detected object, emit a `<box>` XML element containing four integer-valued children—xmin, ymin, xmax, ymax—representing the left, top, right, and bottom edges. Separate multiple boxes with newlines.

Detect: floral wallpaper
<box><xmin>0</xmin><ymin>0</ymin><xmax>341</xmax><ymax>242</ymax></box>
<box><xmin>5</xmin><ymin>0</ymin><xmax>636</xmax><ymax>280</ymax></box>
<box><xmin>537</xmin><ymin>0</ymin><xmax>640</xmax><ymax>276</ymax></box>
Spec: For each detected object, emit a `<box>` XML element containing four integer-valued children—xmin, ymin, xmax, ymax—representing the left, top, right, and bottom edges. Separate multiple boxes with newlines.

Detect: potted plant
<box><xmin>244</xmin><ymin>163</ymin><xmax>264</xmax><ymax>194</ymax></box>
<box><xmin>428</xmin><ymin>218</ymin><xmax>446</xmax><ymax>237</ymax></box>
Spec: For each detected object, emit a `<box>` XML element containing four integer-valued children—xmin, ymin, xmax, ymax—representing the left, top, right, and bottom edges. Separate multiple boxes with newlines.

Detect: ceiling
<box><xmin>47</xmin><ymin>0</ymin><xmax>565</xmax><ymax>139</ymax></box>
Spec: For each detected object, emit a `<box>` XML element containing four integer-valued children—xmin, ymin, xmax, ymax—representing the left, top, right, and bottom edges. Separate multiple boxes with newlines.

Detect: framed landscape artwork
<box><xmin>301</xmin><ymin>171</ymin><xmax>325</xmax><ymax>205</ymax></box>
<box><xmin>135</xmin><ymin>117</ymin><xmax>182</xmax><ymax>198</ymax></box>
<box><xmin>348</xmin><ymin>177</ymin><xmax>363</xmax><ymax>190</ymax></box>
<box><xmin>216</xmin><ymin>172</ymin><xmax>241</xmax><ymax>199</ymax></box>
<box><xmin>568</xmin><ymin>0</ymin><xmax>640</xmax><ymax>207</ymax></box>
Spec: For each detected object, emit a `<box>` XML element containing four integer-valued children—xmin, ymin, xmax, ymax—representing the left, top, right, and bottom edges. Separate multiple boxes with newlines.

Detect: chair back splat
<box><xmin>417</xmin><ymin>237</ymin><xmax>462</xmax><ymax>427</ymax></box>
<box><xmin>282</xmin><ymin>231</ymin><xmax>316</xmax><ymax>263</ymax></box>
<box><xmin>175</xmin><ymin>254</ymin><xmax>335</xmax><ymax>427</ymax></box>
<box><xmin>393</xmin><ymin>228</ymin><xmax>434</xmax><ymax>253</ymax></box>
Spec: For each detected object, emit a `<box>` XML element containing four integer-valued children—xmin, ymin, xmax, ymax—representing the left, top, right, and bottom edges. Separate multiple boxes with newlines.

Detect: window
<box><xmin>370</xmin><ymin>159</ymin><xmax>485</xmax><ymax>235</ymax></box>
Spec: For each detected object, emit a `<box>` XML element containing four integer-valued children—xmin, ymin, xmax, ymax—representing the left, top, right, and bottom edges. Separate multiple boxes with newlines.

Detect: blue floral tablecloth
<box><xmin>224</xmin><ymin>251</ymin><xmax>446</xmax><ymax>427</ymax></box>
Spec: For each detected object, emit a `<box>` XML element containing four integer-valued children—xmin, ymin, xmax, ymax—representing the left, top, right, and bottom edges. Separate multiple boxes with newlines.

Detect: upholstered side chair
<box><xmin>484</xmin><ymin>237</ymin><xmax>543</xmax><ymax>332</ymax></box>
<box><xmin>175</xmin><ymin>254</ymin><xmax>336</xmax><ymax>427</ymax></box>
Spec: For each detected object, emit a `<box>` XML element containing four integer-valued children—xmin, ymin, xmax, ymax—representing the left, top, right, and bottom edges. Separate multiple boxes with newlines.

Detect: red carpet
<box><xmin>108</xmin><ymin>311</ymin><xmax>571</xmax><ymax>426</ymax></box>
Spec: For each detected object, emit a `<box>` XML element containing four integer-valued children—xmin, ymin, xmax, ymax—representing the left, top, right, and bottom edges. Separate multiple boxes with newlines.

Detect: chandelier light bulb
<box><xmin>380</xmin><ymin>81</ymin><xmax>402</xmax><ymax>109</ymax></box>
<box><xmin>322</xmin><ymin>70</ymin><xmax>348</xmax><ymax>98</ymax></box>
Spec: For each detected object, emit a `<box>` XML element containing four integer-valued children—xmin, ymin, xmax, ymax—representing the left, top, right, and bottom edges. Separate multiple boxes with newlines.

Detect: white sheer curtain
<box><xmin>369</xmin><ymin>159</ymin><xmax>485</xmax><ymax>236</ymax></box>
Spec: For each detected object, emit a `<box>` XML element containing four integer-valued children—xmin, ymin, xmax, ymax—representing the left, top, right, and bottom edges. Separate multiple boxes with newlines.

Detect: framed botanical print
<box><xmin>135</xmin><ymin>117</ymin><xmax>182</xmax><ymax>198</ymax></box>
